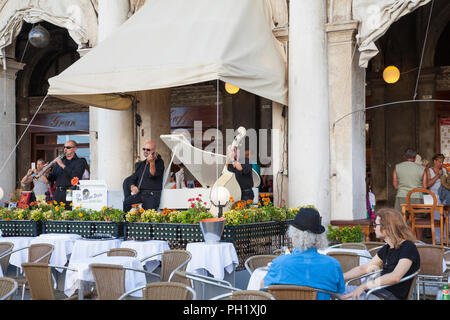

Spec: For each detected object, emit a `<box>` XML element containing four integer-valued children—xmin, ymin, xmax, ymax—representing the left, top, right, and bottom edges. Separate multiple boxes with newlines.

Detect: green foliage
<box><xmin>326</xmin><ymin>225</ymin><xmax>364</xmax><ymax>243</ymax></box>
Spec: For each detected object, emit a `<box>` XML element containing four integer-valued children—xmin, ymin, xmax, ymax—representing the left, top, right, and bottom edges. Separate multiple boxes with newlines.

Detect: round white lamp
<box><xmin>210</xmin><ymin>186</ymin><xmax>230</xmax><ymax>218</ymax></box>
<box><xmin>383</xmin><ymin>65</ymin><xmax>400</xmax><ymax>84</ymax></box>
<box><xmin>28</xmin><ymin>25</ymin><xmax>51</xmax><ymax>48</ymax></box>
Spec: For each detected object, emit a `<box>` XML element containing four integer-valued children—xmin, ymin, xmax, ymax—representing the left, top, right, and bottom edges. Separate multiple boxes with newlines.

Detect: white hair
<box><xmin>287</xmin><ymin>225</ymin><xmax>329</xmax><ymax>251</ymax></box>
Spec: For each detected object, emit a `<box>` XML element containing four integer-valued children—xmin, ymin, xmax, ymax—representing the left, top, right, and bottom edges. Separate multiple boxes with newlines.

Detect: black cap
<box><xmin>292</xmin><ymin>207</ymin><xmax>325</xmax><ymax>234</ymax></box>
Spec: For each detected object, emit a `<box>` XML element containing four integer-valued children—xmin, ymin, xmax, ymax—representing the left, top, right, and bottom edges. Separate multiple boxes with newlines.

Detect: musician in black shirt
<box><xmin>227</xmin><ymin>146</ymin><xmax>254</xmax><ymax>201</ymax></box>
<box><xmin>123</xmin><ymin>141</ymin><xmax>165</xmax><ymax>211</ymax></box>
<box><xmin>47</xmin><ymin>140</ymin><xmax>85</xmax><ymax>208</ymax></box>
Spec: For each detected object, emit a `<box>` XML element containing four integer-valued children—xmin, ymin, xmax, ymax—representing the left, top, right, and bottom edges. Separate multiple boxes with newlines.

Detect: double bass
<box><xmin>210</xmin><ymin>127</ymin><xmax>247</xmax><ymax>216</ymax></box>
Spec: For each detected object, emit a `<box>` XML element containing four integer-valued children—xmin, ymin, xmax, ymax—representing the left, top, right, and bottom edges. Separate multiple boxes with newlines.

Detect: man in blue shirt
<box><xmin>264</xmin><ymin>207</ymin><xmax>345</xmax><ymax>300</ymax></box>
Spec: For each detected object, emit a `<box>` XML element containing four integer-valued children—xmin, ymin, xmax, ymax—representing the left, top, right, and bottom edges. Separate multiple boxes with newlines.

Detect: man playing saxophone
<box><xmin>21</xmin><ymin>158</ymin><xmax>50</xmax><ymax>201</ymax></box>
<box><xmin>47</xmin><ymin>140</ymin><xmax>85</xmax><ymax>208</ymax></box>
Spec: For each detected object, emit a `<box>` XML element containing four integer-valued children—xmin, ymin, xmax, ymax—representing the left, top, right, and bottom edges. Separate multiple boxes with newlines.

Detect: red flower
<box><xmin>198</xmin><ymin>194</ymin><xmax>202</xmax><ymax>197</ymax></box>
<box><xmin>191</xmin><ymin>203</ymin><xmax>195</xmax><ymax>208</ymax></box>
<box><xmin>204</xmin><ymin>202</ymin><xmax>207</xmax><ymax>205</ymax></box>
<box><xmin>71</xmin><ymin>177</ymin><xmax>79</xmax><ymax>186</ymax></box>
<box><xmin>196</xmin><ymin>198</ymin><xmax>200</xmax><ymax>201</ymax></box>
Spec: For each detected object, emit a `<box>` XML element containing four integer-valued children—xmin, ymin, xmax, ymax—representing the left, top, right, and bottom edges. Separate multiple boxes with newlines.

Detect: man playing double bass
<box><xmin>226</xmin><ymin>145</ymin><xmax>254</xmax><ymax>201</ymax></box>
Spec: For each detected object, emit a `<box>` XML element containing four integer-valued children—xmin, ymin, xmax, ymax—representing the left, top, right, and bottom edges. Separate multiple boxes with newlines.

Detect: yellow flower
<box><xmin>78</xmin><ymin>213</ymin><xmax>83</xmax><ymax>218</ymax></box>
<box><xmin>53</xmin><ymin>200</ymin><xmax>57</xmax><ymax>205</ymax></box>
<box><xmin>54</xmin><ymin>206</ymin><xmax>59</xmax><ymax>212</ymax></box>
<box><xmin>102</xmin><ymin>206</ymin><xmax>107</xmax><ymax>211</ymax></box>
<box><xmin>70</xmin><ymin>203</ymin><xmax>73</xmax><ymax>206</ymax></box>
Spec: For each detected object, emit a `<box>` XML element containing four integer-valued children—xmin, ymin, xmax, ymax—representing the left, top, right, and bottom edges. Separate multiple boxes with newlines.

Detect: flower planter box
<box><xmin>125</xmin><ymin>220</ymin><xmax>292</xmax><ymax>270</ymax></box>
<box><xmin>42</xmin><ymin>221</ymin><xmax>124</xmax><ymax>238</ymax></box>
<box><xmin>0</xmin><ymin>220</ymin><xmax>42</xmax><ymax>237</ymax></box>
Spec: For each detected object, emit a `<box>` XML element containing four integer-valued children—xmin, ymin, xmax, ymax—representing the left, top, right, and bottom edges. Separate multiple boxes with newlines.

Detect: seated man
<box><xmin>342</xmin><ymin>207</ymin><xmax>420</xmax><ymax>300</ymax></box>
<box><xmin>263</xmin><ymin>207</ymin><xmax>345</xmax><ymax>300</ymax></box>
<box><xmin>123</xmin><ymin>141</ymin><xmax>165</xmax><ymax>211</ymax></box>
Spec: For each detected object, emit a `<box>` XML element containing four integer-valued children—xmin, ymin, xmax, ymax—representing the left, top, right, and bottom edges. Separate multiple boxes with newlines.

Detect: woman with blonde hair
<box><xmin>342</xmin><ymin>208</ymin><xmax>420</xmax><ymax>300</ymax></box>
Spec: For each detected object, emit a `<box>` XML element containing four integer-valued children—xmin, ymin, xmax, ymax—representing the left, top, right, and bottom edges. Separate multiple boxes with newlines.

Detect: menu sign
<box><xmin>440</xmin><ymin>116</ymin><xmax>450</xmax><ymax>164</ymax></box>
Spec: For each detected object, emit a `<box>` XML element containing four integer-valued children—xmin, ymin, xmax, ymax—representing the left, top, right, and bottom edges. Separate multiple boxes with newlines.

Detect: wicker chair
<box><xmin>363</xmin><ymin>241</ymin><xmax>384</xmax><ymax>257</ymax></box>
<box><xmin>140</xmin><ymin>249</ymin><xmax>191</xmax><ymax>285</ymax></box>
<box><xmin>266</xmin><ymin>285</ymin><xmax>341</xmax><ymax>300</ymax></box>
<box><xmin>215</xmin><ymin>290</ymin><xmax>275</xmax><ymax>300</ymax></box>
<box><xmin>326</xmin><ymin>251</ymin><xmax>372</xmax><ymax>286</ymax></box>
<box><xmin>346</xmin><ymin>269</ymin><xmax>420</xmax><ymax>300</ymax></box>
<box><xmin>0</xmin><ymin>242</ymin><xmax>14</xmax><ymax>276</ymax></box>
<box><xmin>91</xmin><ymin>248</ymin><xmax>137</xmax><ymax>258</ymax></box>
<box><xmin>328</xmin><ymin>243</ymin><xmax>368</xmax><ymax>250</ymax></box>
<box><xmin>4</xmin><ymin>243</ymin><xmax>54</xmax><ymax>300</ymax></box>
<box><xmin>90</xmin><ymin>263</ymin><xmax>155</xmax><ymax>300</ymax></box>
<box><xmin>415</xmin><ymin>245</ymin><xmax>450</xmax><ymax>299</ymax></box>
<box><xmin>244</xmin><ymin>255</ymin><xmax>277</xmax><ymax>275</ymax></box>
<box><xmin>118</xmin><ymin>281</ymin><xmax>196</xmax><ymax>300</ymax></box>
<box><xmin>21</xmin><ymin>263</ymin><xmax>78</xmax><ymax>300</ymax></box>
<box><xmin>0</xmin><ymin>277</ymin><xmax>17</xmax><ymax>300</ymax></box>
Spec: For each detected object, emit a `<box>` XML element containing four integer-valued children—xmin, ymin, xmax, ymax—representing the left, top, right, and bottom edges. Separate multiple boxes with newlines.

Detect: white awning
<box><xmin>48</xmin><ymin>0</ymin><xmax>288</xmax><ymax>109</ymax></box>
<box><xmin>353</xmin><ymin>0</ymin><xmax>431</xmax><ymax>68</ymax></box>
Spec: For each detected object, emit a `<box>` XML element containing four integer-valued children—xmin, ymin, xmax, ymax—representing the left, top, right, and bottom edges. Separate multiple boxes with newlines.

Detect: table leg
<box><xmin>441</xmin><ymin>207</ymin><xmax>444</xmax><ymax>247</ymax></box>
<box><xmin>78</xmin><ymin>280</ymin><xmax>85</xmax><ymax>300</ymax></box>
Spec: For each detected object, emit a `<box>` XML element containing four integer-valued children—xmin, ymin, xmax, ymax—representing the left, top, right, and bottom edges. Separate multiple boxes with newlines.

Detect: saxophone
<box><xmin>33</xmin><ymin>155</ymin><xmax>63</xmax><ymax>181</ymax></box>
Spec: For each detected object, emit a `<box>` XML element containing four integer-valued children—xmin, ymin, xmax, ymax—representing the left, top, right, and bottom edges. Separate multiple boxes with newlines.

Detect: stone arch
<box><xmin>422</xmin><ymin>1</ymin><xmax>450</xmax><ymax>67</ymax></box>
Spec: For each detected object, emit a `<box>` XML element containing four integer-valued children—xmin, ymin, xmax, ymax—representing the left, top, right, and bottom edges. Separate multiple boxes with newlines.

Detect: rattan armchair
<box><xmin>118</xmin><ymin>281</ymin><xmax>196</xmax><ymax>300</ymax></box>
<box><xmin>0</xmin><ymin>242</ymin><xmax>14</xmax><ymax>276</ymax></box>
<box><xmin>244</xmin><ymin>255</ymin><xmax>277</xmax><ymax>275</ymax></box>
<box><xmin>264</xmin><ymin>285</ymin><xmax>342</xmax><ymax>300</ymax></box>
<box><xmin>89</xmin><ymin>263</ymin><xmax>156</xmax><ymax>300</ymax></box>
<box><xmin>345</xmin><ymin>268</ymin><xmax>420</xmax><ymax>300</ymax></box>
<box><xmin>0</xmin><ymin>277</ymin><xmax>17</xmax><ymax>300</ymax></box>
<box><xmin>212</xmin><ymin>290</ymin><xmax>275</xmax><ymax>300</ymax></box>
<box><xmin>415</xmin><ymin>244</ymin><xmax>450</xmax><ymax>299</ymax></box>
<box><xmin>2</xmin><ymin>243</ymin><xmax>54</xmax><ymax>300</ymax></box>
<box><xmin>90</xmin><ymin>248</ymin><xmax>137</xmax><ymax>258</ymax></box>
<box><xmin>22</xmin><ymin>262</ymin><xmax>78</xmax><ymax>300</ymax></box>
<box><xmin>363</xmin><ymin>242</ymin><xmax>384</xmax><ymax>257</ymax></box>
<box><xmin>140</xmin><ymin>249</ymin><xmax>191</xmax><ymax>285</ymax></box>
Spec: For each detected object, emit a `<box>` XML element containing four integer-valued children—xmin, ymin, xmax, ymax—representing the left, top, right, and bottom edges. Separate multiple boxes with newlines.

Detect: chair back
<box><xmin>28</xmin><ymin>243</ymin><xmax>54</xmax><ymax>263</ymax></box>
<box><xmin>143</xmin><ymin>282</ymin><xmax>195</xmax><ymax>300</ymax></box>
<box><xmin>107</xmin><ymin>248</ymin><xmax>137</xmax><ymax>257</ymax></box>
<box><xmin>90</xmin><ymin>263</ymin><xmax>125</xmax><ymax>300</ymax></box>
<box><xmin>268</xmin><ymin>285</ymin><xmax>317</xmax><ymax>300</ymax></box>
<box><xmin>364</xmin><ymin>242</ymin><xmax>384</xmax><ymax>257</ymax></box>
<box><xmin>0</xmin><ymin>277</ymin><xmax>17</xmax><ymax>300</ymax></box>
<box><xmin>326</xmin><ymin>251</ymin><xmax>360</xmax><ymax>274</ymax></box>
<box><xmin>416</xmin><ymin>245</ymin><xmax>444</xmax><ymax>276</ymax></box>
<box><xmin>244</xmin><ymin>255</ymin><xmax>277</xmax><ymax>274</ymax></box>
<box><xmin>22</xmin><ymin>263</ymin><xmax>55</xmax><ymax>300</ymax></box>
<box><xmin>230</xmin><ymin>290</ymin><xmax>274</xmax><ymax>300</ymax></box>
<box><xmin>0</xmin><ymin>242</ymin><xmax>14</xmax><ymax>275</ymax></box>
<box><xmin>406</xmin><ymin>188</ymin><xmax>438</xmax><ymax>227</ymax></box>
<box><xmin>161</xmin><ymin>250</ymin><xmax>191</xmax><ymax>284</ymax></box>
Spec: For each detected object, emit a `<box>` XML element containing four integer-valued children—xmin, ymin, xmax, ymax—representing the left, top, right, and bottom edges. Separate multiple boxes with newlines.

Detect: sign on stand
<box><xmin>72</xmin><ymin>180</ymin><xmax>107</xmax><ymax>211</ymax></box>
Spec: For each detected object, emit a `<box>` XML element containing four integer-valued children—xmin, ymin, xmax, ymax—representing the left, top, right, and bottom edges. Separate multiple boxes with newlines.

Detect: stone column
<box><xmin>272</xmin><ymin>102</ymin><xmax>288</xmax><ymax>206</ymax></box>
<box><xmin>288</xmin><ymin>0</ymin><xmax>331</xmax><ymax>224</ymax></box>
<box><xmin>326</xmin><ymin>18</ymin><xmax>366</xmax><ymax>221</ymax></box>
<box><xmin>94</xmin><ymin>0</ymin><xmax>134</xmax><ymax>195</ymax></box>
<box><xmin>0</xmin><ymin>58</ymin><xmax>24</xmax><ymax>203</ymax></box>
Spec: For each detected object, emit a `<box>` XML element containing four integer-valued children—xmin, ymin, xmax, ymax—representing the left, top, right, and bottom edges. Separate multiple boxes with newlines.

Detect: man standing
<box><xmin>123</xmin><ymin>141</ymin><xmax>164</xmax><ymax>211</ymax></box>
<box><xmin>227</xmin><ymin>146</ymin><xmax>254</xmax><ymax>201</ymax></box>
<box><xmin>47</xmin><ymin>140</ymin><xmax>85</xmax><ymax>208</ymax></box>
<box><xmin>392</xmin><ymin>148</ymin><xmax>426</xmax><ymax>212</ymax></box>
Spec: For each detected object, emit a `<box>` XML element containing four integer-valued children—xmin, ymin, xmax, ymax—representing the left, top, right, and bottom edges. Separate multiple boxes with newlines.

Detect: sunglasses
<box><xmin>64</xmin><ymin>146</ymin><xmax>75</xmax><ymax>149</ymax></box>
<box><xmin>142</xmin><ymin>148</ymin><xmax>154</xmax><ymax>152</ymax></box>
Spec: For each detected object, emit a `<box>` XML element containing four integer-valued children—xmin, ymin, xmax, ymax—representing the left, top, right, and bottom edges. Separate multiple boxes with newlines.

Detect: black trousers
<box><xmin>123</xmin><ymin>192</ymin><xmax>161</xmax><ymax>212</ymax></box>
<box><xmin>241</xmin><ymin>189</ymin><xmax>254</xmax><ymax>201</ymax></box>
<box><xmin>53</xmin><ymin>189</ymin><xmax>72</xmax><ymax>210</ymax></box>
<box><xmin>123</xmin><ymin>176</ymin><xmax>133</xmax><ymax>199</ymax></box>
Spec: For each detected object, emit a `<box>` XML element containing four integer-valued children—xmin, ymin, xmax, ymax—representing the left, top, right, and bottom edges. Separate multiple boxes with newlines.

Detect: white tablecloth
<box><xmin>120</xmin><ymin>240</ymin><xmax>170</xmax><ymax>272</ymax></box>
<box><xmin>186</xmin><ymin>242</ymin><xmax>239</xmax><ymax>280</ymax></box>
<box><xmin>30</xmin><ymin>233</ymin><xmax>81</xmax><ymax>272</ymax></box>
<box><xmin>64</xmin><ymin>256</ymin><xmax>146</xmax><ymax>298</ymax></box>
<box><xmin>69</xmin><ymin>238</ymin><xmax>123</xmax><ymax>262</ymax></box>
<box><xmin>0</xmin><ymin>237</ymin><xmax>34</xmax><ymax>271</ymax></box>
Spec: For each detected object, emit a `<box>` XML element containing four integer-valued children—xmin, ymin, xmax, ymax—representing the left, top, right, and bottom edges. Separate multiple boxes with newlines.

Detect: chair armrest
<box><xmin>118</xmin><ymin>285</ymin><xmax>146</xmax><ymax>300</ymax></box>
<box><xmin>167</xmin><ymin>256</ymin><xmax>192</xmax><ymax>282</ymax></box>
<box><xmin>2</xmin><ymin>246</ymin><xmax>29</xmax><ymax>258</ymax></box>
<box><xmin>122</xmin><ymin>266</ymin><xmax>158</xmax><ymax>277</ymax></box>
<box><xmin>33</xmin><ymin>249</ymin><xmax>54</xmax><ymax>263</ymax></box>
<box><xmin>140</xmin><ymin>252</ymin><xmax>162</xmax><ymax>263</ymax></box>
<box><xmin>345</xmin><ymin>270</ymin><xmax>382</xmax><ymax>286</ymax></box>
<box><xmin>89</xmin><ymin>250</ymin><xmax>108</xmax><ymax>258</ymax></box>
<box><xmin>260</xmin><ymin>286</ymin><xmax>341</xmax><ymax>300</ymax></box>
<box><xmin>368</xmin><ymin>246</ymin><xmax>384</xmax><ymax>253</ymax></box>
<box><xmin>175</xmin><ymin>271</ymin><xmax>239</xmax><ymax>291</ymax></box>
<box><xmin>0</xmin><ymin>248</ymin><xmax>13</xmax><ymax>259</ymax></box>
<box><xmin>47</xmin><ymin>264</ymin><xmax>77</xmax><ymax>272</ymax></box>
<box><xmin>173</xmin><ymin>271</ymin><xmax>233</xmax><ymax>287</ymax></box>
<box><xmin>366</xmin><ymin>269</ymin><xmax>420</xmax><ymax>300</ymax></box>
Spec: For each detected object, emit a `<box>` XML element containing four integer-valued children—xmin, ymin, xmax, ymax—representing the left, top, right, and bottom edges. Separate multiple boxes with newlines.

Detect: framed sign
<box><xmin>72</xmin><ymin>180</ymin><xmax>107</xmax><ymax>211</ymax></box>
<box><xmin>440</xmin><ymin>116</ymin><xmax>450</xmax><ymax>164</ymax></box>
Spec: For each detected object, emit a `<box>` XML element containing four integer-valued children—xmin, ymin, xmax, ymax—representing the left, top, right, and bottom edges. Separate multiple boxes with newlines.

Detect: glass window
<box><xmin>57</xmin><ymin>134</ymin><xmax>89</xmax><ymax>144</ymax></box>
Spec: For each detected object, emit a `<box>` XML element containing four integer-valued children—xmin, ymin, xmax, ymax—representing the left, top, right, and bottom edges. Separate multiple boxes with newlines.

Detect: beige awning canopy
<box><xmin>48</xmin><ymin>0</ymin><xmax>288</xmax><ymax>110</ymax></box>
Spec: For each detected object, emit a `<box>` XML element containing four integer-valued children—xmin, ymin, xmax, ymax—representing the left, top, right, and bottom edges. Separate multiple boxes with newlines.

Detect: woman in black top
<box><xmin>342</xmin><ymin>207</ymin><xmax>420</xmax><ymax>300</ymax></box>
